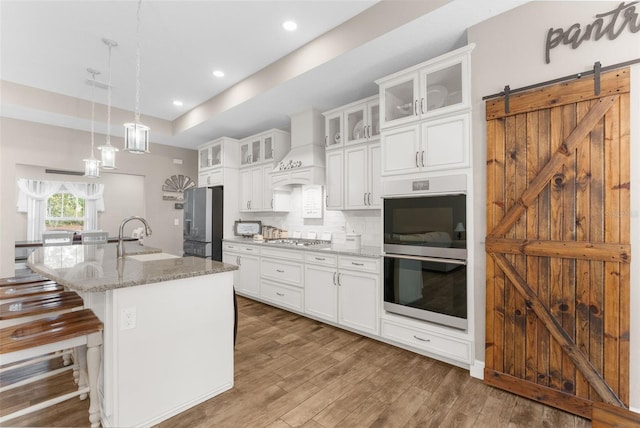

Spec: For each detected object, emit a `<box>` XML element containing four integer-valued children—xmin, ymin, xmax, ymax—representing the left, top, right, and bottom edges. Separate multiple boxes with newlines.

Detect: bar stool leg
<box><xmin>75</xmin><ymin>345</ymin><xmax>88</xmax><ymax>400</ymax></box>
<box><xmin>87</xmin><ymin>332</ymin><xmax>102</xmax><ymax>428</ymax></box>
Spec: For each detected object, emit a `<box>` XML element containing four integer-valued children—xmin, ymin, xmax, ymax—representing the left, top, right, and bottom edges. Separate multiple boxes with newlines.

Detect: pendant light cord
<box><xmin>90</xmin><ymin>71</ymin><xmax>96</xmax><ymax>156</ymax></box>
<box><xmin>106</xmin><ymin>43</ymin><xmax>113</xmax><ymax>144</ymax></box>
<box><xmin>135</xmin><ymin>0</ymin><xmax>142</xmax><ymax>123</ymax></box>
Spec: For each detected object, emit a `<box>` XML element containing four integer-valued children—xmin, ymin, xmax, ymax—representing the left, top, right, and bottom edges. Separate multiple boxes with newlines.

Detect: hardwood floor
<box><xmin>1</xmin><ymin>296</ymin><xmax>591</xmax><ymax>427</ymax></box>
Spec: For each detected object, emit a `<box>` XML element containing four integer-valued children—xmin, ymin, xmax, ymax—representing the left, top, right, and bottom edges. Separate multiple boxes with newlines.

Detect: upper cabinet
<box><xmin>240</xmin><ymin>129</ymin><xmax>290</xmax><ymax>167</ymax></box>
<box><xmin>377</xmin><ymin>44</ymin><xmax>473</xmax><ymax>130</ymax></box>
<box><xmin>377</xmin><ymin>44</ymin><xmax>474</xmax><ymax>178</ymax></box>
<box><xmin>323</xmin><ymin>95</ymin><xmax>379</xmax><ymax>149</ymax></box>
<box><xmin>198</xmin><ymin>137</ymin><xmax>239</xmax><ymax>171</ymax></box>
<box><xmin>197</xmin><ymin>137</ymin><xmax>240</xmax><ymax>187</ymax></box>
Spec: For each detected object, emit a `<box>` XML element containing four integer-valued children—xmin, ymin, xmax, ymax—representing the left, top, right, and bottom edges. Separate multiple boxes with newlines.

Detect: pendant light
<box><xmin>123</xmin><ymin>0</ymin><xmax>150</xmax><ymax>154</ymax></box>
<box><xmin>98</xmin><ymin>38</ymin><xmax>119</xmax><ymax>169</ymax></box>
<box><xmin>84</xmin><ymin>68</ymin><xmax>101</xmax><ymax>178</ymax></box>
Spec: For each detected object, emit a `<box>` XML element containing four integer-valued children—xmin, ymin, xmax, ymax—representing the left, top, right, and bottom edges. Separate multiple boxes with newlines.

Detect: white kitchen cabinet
<box><xmin>240</xmin><ymin>165</ymin><xmax>290</xmax><ymax>212</ymax></box>
<box><xmin>344</xmin><ymin>142</ymin><xmax>381</xmax><ymax>209</ymax></box>
<box><xmin>197</xmin><ymin>137</ymin><xmax>239</xmax><ymax>187</ymax></box>
<box><xmin>304</xmin><ymin>256</ymin><xmax>338</xmax><ymax>323</ymax></box>
<box><xmin>325</xmin><ymin>149</ymin><xmax>343</xmax><ymax>210</ymax></box>
<box><xmin>343</xmin><ymin>98</ymin><xmax>380</xmax><ymax>145</ymax></box>
<box><xmin>380</xmin><ymin>114</ymin><xmax>468</xmax><ymax>176</ymax></box>
<box><xmin>324</xmin><ymin>110</ymin><xmax>343</xmax><ymax>149</ymax></box>
<box><xmin>304</xmin><ymin>252</ymin><xmax>379</xmax><ymax>335</ymax></box>
<box><xmin>239</xmin><ymin>129</ymin><xmax>290</xmax><ymax>166</ymax></box>
<box><xmin>222</xmin><ymin>243</ymin><xmax>260</xmax><ymax>297</ymax></box>
<box><xmin>376</xmin><ymin>45</ymin><xmax>473</xmax><ymax>130</ymax></box>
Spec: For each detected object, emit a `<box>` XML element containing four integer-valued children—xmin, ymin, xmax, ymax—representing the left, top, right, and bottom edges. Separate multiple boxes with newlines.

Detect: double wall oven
<box><xmin>382</xmin><ymin>175</ymin><xmax>468</xmax><ymax>330</ymax></box>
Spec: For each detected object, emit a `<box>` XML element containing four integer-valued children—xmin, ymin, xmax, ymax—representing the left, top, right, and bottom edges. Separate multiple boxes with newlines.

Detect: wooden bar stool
<box><xmin>0</xmin><ymin>291</ymin><xmax>84</xmax><ymax>328</ymax></box>
<box><xmin>0</xmin><ymin>309</ymin><xmax>103</xmax><ymax>427</ymax></box>
<box><xmin>0</xmin><ymin>274</ymin><xmax>49</xmax><ymax>287</ymax></box>
<box><xmin>0</xmin><ymin>280</ymin><xmax>65</xmax><ymax>303</ymax></box>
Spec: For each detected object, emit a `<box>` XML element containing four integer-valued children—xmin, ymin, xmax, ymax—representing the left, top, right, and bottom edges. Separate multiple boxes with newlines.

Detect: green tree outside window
<box><xmin>45</xmin><ymin>192</ymin><xmax>85</xmax><ymax>230</ymax></box>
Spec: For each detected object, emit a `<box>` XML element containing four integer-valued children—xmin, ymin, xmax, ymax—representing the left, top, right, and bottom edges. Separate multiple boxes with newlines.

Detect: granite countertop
<box><xmin>27</xmin><ymin>242</ymin><xmax>238</xmax><ymax>293</ymax></box>
<box><xmin>223</xmin><ymin>237</ymin><xmax>382</xmax><ymax>258</ymax></box>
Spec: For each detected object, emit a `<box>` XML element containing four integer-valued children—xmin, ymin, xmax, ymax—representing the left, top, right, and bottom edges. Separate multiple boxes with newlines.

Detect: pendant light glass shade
<box><xmin>83</xmin><ymin>156</ymin><xmax>101</xmax><ymax>178</ymax></box>
<box><xmin>84</xmin><ymin>68</ymin><xmax>101</xmax><ymax>178</ymax></box>
<box><xmin>124</xmin><ymin>0</ymin><xmax>150</xmax><ymax>154</ymax></box>
<box><xmin>123</xmin><ymin>122</ymin><xmax>150</xmax><ymax>153</ymax></box>
<box><xmin>99</xmin><ymin>38</ymin><xmax>119</xmax><ymax>169</ymax></box>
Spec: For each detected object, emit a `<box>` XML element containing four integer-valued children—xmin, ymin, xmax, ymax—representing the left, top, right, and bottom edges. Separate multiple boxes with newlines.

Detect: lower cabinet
<box><xmin>260</xmin><ymin>280</ymin><xmax>303</xmax><ymax>312</ymax></box>
<box><xmin>222</xmin><ymin>243</ymin><xmax>260</xmax><ymax>297</ymax></box>
<box><xmin>304</xmin><ymin>252</ymin><xmax>379</xmax><ymax>336</ymax></box>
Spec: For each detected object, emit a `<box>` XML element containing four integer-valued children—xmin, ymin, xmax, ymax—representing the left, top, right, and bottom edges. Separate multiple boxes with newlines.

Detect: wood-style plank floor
<box><xmin>1</xmin><ymin>296</ymin><xmax>591</xmax><ymax>427</ymax></box>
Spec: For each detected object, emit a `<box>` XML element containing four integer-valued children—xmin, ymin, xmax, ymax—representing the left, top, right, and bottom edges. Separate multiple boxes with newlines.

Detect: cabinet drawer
<box><xmin>304</xmin><ymin>252</ymin><xmax>337</xmax><ymax>267</ymax></box>
<box><xmin>381</xmin><ymin>319</ymin><xmax>470</xmax><ymax>363</ymax></box>
<box><xmin>260</xmin><ymin>280</ymin><xmax>303</xmax><ymax>312</ymax></box>
<box><xmin>223</xmin><ymin>242</ymin><xmax>260</xmax><ymax>255</ymax></box>
<box><xmin>338</xmin><ymin>256</ymin><xmax>379</xmax><ymax>273</ymax></box>
<box><xmin>261</xmin><ymin>258</ymin><xmax>303</xmax><ymax>287</ymax></box>
<box><xmin>260</xmin><ymin>247</ymin><xmax>304</xmax><ymax>262</ymax></box>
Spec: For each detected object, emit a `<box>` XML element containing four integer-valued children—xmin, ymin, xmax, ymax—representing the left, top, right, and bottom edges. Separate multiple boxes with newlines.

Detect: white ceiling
<box><xmin>0</xmin><ymin>0</ymin><xmax>529</xmax><ymax>150</ymax></box>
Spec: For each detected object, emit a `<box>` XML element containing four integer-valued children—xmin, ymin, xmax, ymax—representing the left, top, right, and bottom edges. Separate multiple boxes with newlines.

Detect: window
<box><xmin>45</xmin><ymin>192</ymin><xmax>85</xmax><ymax>231</ymax></box>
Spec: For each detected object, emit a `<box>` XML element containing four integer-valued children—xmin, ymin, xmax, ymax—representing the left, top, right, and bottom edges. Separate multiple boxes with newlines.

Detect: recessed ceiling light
<box><xmin>173</xmin><ymin>100</ymin><xmax>183</xmax><ymax>107</ymax></box>
<box><xmin>282</xmin><ymin>20</ymin><xmax>297</xmax><ymax>31</ymax></box>
<box><xmin>213</xmin><ymin>70</ymin><xmax>225</xmax><ymax>78</ymax></box>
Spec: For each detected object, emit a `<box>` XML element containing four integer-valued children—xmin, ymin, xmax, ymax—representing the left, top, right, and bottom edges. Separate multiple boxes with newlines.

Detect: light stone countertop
<box><xmin>223</xmin><ymin>237</ymin><xmax>382</xmax><ymax>258</ymax></box>
<box><xmin>27</xmin><ymin>242</ymin><xmax>238</xmax><ymax>293</ymax></box>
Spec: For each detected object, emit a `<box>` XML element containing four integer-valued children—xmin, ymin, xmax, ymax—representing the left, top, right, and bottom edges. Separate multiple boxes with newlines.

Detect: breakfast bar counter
<box><xmin>27</xmin><ymin>243</ymin><xmax>238</xmax><ymax>428</ymax></box>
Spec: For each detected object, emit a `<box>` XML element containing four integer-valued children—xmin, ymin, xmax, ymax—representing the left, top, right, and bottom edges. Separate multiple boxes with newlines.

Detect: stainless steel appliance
<box><xmin>382</xmin><ymin>175</ymin><xmax>468</xmax><ymax>330</ymax></box>
<box><xmin>183</xmin><ymin>186</ymin><xmax>224</xmax><ymax>261</ymax></box>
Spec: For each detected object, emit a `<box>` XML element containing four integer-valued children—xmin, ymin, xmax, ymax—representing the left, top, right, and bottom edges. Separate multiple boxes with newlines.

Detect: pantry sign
<box><xmin>545</xmin><ymin>1</ymin><xmax>639</xmax><ymax>63</ymax></box>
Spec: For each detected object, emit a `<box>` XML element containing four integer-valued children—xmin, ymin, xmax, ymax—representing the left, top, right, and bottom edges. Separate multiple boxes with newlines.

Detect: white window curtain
<box><xmin>17</xmin><ymin>178</ymin><xmax>105</xmax><ymax>241</ymax></box>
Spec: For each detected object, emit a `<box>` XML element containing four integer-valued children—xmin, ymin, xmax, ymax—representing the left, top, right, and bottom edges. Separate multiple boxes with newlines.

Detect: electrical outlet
<box><xmin>174</xmin><ymin>218</ymin><xmax>179</xmax><ymax>226</ymax></box>
<box><xmin>120</xmin><ymin>307</ymin><xmax>136</xmax><ymax>330</ymax></box>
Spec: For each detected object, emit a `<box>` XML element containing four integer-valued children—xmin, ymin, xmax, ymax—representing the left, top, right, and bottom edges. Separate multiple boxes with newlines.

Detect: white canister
<box><xmin>345</xmin><ymin>233</ymin><xmax>361</xmax><ymax>251</ymax></box>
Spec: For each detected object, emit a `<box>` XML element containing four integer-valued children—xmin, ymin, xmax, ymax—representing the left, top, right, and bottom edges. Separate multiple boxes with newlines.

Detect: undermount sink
<box><xmin>127</xmin><ymin>253</ymin><xmax>180</xmax><ymax>262</ymax></box>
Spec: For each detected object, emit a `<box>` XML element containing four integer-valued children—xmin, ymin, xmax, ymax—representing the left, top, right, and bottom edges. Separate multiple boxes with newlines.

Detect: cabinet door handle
<box><xmin>246</xmin><ymin>201</ymin><xmax>250</xmax><ymax>209</ymax></box>
<box><xmin>414</xmin><ymin>99</ymin><xmax>418</xmax><ymax>116</ymax></box>
<box><xmin>276</xmin><ymin>269</ymin><xmax>284</xmax><ymax>273</ymax></box>
<box><xmin>337</xmin><ymin>273</ymin><xmax>341</xmax><ymax>286</ymax></box>
<box><xmin>271</xmin><ymin>198</ymin><xmax>274</xmax><ymax>209</ymax></box>
<box><xmin>333</xmin><ymin>271</ymin><xmax>337</xmax><ymax>285</ymax></box>
<box><xmin>325</xmin><ymin>195</ymin><xmax>328</xmax><ymax>207</ymax></box>
<box><xmin>351</xmin><ymin>262</ymin><xmax>364</xmax><ymax>266</ymax></box>
<box><xmin>228</xmin><ymin>245</ymin><xmax>235</xmax><ymax>249</ymax></box>
<box><xmin>368</xmin><ymin>193</ymin><xmax>372</xmax><ymax>205</ymax></box>
<box><xmin>366</xmin><ymin>125</ymin><xmax>370</xmax><ymax>139</ymax></box>
<box><xmin>315</xmin><ymin>257</ymin><xmax>326</xmax><ymax>261</ymax></box>
<box><xmin>245</xmin><ymin>248</ymin><xmax>253</xmax><ymax>251</ymax></box>
<box><xmin>421</xmin><ymin>150</ymin><xmax>425</xmax><ymax>167</ymax></box>
<box><xmin>420</xmin><ymin>98</ymin><xmax>425</xmax><ymax>114</ymax></box>
<box><xmin>363</xmin><ymin>193</ymin><xmax>367</xmax><ymax>205</ymax></box>
<box><xmin>415</xmin><ymin>152</ymin><xmax>420</xmax><ymax>168</ymax></box>
<box><xmin>237</xmin><ymin>256</ymin><xmax>241</xmax><ymax>266</ymax></box>
<box><xmin>325</xmin><ymin>135</ymin><xmax>328</xmax><ymax>146</ymax></box>
<box><xmin>413</xmin><ymin>335</ymin><xmax>431</xmax><ymax>342</ymax></box>
<box><xmin>276</xmin><ymin>292</ymin><xmax>285</xmax><ymax>297</ymax></box>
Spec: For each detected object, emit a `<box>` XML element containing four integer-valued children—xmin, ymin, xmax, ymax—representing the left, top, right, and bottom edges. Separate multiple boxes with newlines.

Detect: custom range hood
<box><xmin>271</xmin><ymin>108</ymin><xmax>325</xmax><ymax>188</ymax></box>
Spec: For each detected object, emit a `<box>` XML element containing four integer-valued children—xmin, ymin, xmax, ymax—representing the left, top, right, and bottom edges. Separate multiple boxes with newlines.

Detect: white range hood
<box><xmin>271</xmin><ymin>108</ymin><xmax>325</xmax><ymax>189</ymax></box>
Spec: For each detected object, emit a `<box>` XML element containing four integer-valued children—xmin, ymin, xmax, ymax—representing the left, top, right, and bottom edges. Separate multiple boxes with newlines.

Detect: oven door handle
<box><xmin>383</xmin><ymin>253</ymin><xmax>467</xmax><ymax>266</ymax></box>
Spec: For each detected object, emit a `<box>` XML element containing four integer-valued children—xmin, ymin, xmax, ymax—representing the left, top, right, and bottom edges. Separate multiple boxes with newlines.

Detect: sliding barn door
<box><xmin>484</xmin><ymin>68</ymin><xmax>631</xmax><ymax>418</ymax></box>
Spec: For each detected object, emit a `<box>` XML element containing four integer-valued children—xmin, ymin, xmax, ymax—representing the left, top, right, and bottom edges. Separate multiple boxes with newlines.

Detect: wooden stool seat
<box><xmin>0</xmin><ymin>275</ymin><xmax>49</xmax><ymax>287</ymax></box>
<box><xmin>0</xmin><ymin>291</ymin><xmax>84</xmax><ymax>324</ymax></box>
<box><xmin>0</xmin><ymin>281</ymin><xmax>64</xmax><ymax>301</ymax></box>
<box><xmin>0</xmin><ymin>309</ymin><xmax>103</xmax><ymax>427</ymax></box>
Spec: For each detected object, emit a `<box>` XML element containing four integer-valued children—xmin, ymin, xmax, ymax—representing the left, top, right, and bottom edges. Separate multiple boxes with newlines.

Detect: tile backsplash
<box><xmin>239</xmin><ymin>187</ymin><xmax>381</xmax><ymax>247</ymax></box>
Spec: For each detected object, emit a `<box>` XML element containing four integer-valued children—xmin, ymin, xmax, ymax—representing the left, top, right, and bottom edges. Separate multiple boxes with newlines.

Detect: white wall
<box><xmin>0</xmin><ymin>117</ymin><xmax>198</xmax><ymax>275</ymax></box>
<box><xmin>468</xmin><ymin>1</ymin><xmax>640</xmax><ymax>409</ymax></box>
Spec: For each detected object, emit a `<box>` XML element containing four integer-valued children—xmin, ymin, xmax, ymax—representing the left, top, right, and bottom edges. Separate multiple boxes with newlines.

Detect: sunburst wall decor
<box><xmin>162</xmin><ymin>174</ymin><xmax>195</xmax><ymax>201</ymax></box>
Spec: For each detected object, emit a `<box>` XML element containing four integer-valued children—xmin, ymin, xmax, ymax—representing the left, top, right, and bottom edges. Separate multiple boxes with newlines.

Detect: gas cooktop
<box><xmin>263</xmin><ymin>238</ymin><xmax>331</xmax><ymax>247</ymax></box>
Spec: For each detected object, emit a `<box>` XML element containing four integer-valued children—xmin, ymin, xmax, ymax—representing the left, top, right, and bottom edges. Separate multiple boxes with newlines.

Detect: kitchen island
<box><xmin>27</xmin><ymin>243</ymin><xmax>238</xmax><ymax>428</ymax></box>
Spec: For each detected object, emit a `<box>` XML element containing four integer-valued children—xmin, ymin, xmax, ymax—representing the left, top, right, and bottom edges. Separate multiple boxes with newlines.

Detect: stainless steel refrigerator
<box><xmin>183</xmin><ymin>186</ymin><xmax>223</xmax><ymax>261</ymax></box>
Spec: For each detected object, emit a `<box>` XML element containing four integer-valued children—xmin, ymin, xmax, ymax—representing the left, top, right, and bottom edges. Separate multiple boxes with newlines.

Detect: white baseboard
<box><xmin>630</xmin><ymin>405</ymin><xmax>640</xmax><ymax>415</ymax></box>
<box><xmin>470</xmin><ymin>359</ymin><xmax>484</xmax><ymax>379</ymax></box>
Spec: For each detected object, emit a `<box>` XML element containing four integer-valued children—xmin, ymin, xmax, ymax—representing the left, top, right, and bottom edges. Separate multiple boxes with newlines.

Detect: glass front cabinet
<box><xmin>377</xmin><ymin>44</ymin><xmax>472</xmax><ymax>130</ymax></box>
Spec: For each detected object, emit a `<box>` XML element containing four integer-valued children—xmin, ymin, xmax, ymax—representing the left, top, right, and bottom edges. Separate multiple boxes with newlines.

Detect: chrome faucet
<box><xmin>117</xmin><ymin>216</ymin><xmax>152</xmax><ymax>258</ymax></box>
